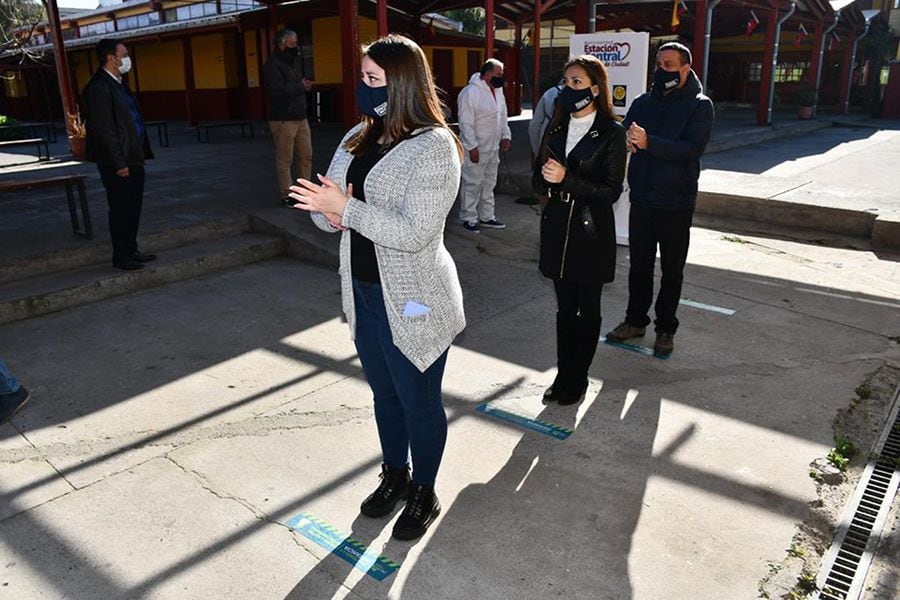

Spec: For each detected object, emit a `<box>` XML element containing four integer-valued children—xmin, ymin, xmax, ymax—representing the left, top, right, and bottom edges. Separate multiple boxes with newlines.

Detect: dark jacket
<box><xmin>81</xmin><ymin>70</ymin><xmax>153</xmax><ymax>169</ymax></box>
<box><xmin>263</xmin><ymin>49</ymin><xmax>308</xmax><ymax>121</ymax></box>
<box><xmin>533</xmin><ymin>111</ymin><xmax>627</xmax><ymax>284</ymax></box>
<box><xmin>623</xmin><ymin>70</ymin><xmax>714</xmax><ymax>209</ymax></box>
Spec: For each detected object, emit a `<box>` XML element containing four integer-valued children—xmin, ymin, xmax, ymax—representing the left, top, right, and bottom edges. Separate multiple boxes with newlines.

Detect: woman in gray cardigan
<box><xmin>288</xmin><ymin>34</ymin><xmax>464</xmax><ymax>541</ymax></box>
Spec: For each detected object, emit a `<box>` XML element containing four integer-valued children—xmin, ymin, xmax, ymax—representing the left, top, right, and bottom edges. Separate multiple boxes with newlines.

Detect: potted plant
<box><xmin>67</xmin><ymin>110</ymin><xmax>87</xmax><ymax>160</ymax></box>
<box><xmin>796</xmin><ymin>83</ymin><xmax>816</xmax><ymax>119</ymax></box>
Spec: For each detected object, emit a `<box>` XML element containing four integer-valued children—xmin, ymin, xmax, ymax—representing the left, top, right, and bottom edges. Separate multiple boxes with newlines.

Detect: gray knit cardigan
<box><xmin>311</xmin><ymin>124</ymin><xmax>465</xmax><ymax>372</ymax></box>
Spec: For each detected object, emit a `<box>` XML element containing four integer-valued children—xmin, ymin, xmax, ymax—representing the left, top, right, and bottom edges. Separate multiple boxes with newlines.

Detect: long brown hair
<box><xmin>538</xmin><ymin>55</ymin><xmax>614</xmax><ymax>165</ymax></box>
<box><xmin>345</xmin><ymin>34</ymin><xmax>462</xmax><ymax>158</ymax></box>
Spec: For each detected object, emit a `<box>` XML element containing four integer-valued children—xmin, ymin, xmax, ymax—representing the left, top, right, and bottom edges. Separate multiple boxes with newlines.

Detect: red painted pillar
<box><xmin>532</xmin><ymin>4</ymin><xmax>541</xmax><ymax>107</ymax></box>
<box><xmin>692</xmin><ymin>0</ymin><xmax>707</xmax><ymax>84</ymax></box>
<box><xmin>183</xmin><ymin>38</ymin><xmax>197</xmax><ymax>125</ymax></box>
<box><xmin>514</xmin><ymin>20</ymin><xmax>523</xmax><ymax>113</ymax></box>
<box><xmin>486</xmin><ymin>0</ymin><xmax>495</xmax><ymax>58</ymax></box>
<box><xmin>45</xmin><ymin>0</ymin><xmax>78</xmax><ymax>136</ymax></box>
<box><xmin>340</xmin><ymin>0</ymin><xmax>360</xmax><ymax>125</ymax></box>
<box><xmin>574</xmin><ymin>0</ymin><xmax>589</xmax><ymax>34</ymax></box>
<box><xmin>757</xmin><ymin>9</ymin><xmax>778</xmax><ymax>126</ymax></box>
<box><xmin>838</xmin><ymin>32</ymin><xmax>856</xmax><ymax>114</ymax></box>
<box><xmin>808</xmin><ymin>20</ymin><xmax>823</xmax><ymax>85</ymax></box>
<box><xmin>377</xmin><ymin>0</ymin><xmax>388</xmax><ymax>37</ymax></box>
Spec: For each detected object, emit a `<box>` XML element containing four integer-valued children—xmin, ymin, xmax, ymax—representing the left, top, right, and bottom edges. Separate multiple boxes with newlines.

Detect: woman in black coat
<box><xmin>533</xmin><ymin>55</ymin><xmax>627</xmax><ymax>405</ymax></box>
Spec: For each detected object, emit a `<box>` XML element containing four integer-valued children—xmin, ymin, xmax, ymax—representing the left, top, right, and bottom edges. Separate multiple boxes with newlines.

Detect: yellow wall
<box><xmin>313</xmin><ymin>16</ymin><xmax>380</xmax><ymax>84</ymax></box>
<box><xmin>245</xmin><ymin>30</ymin><xmax>260</xmax><ymax>88</ymax></box>
<box><xmin>2</xmin><ymin>70</ymin><xmax>27</xmax><ymax>98</ymax></box>
<box><xmin>192</xmin><ymin>33</ymin><xmax>240</xmax><ymax>89</ymax></box>
<box><xmin>71</xmin><ymin>50</ymin><xmax>93</xmax><ymax>93</ymax></box>
<box><xmin>424</xmin><ymin>46</ymin><xmax>478</xmax><ymax>87</ymax></box>
<box><xmin>135</xmin><ymin>39</ymin><xmax>185</xmax><ymax>91</ymax></box>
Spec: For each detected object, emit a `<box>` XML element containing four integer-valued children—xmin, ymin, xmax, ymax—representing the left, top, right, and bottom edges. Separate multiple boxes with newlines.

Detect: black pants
<box><xmin>625</xmin><ymin>204</ymin><xmax>693</xmax><ymax>334</ymax></box>
<box><xmin>553</xmin><ymin>280</ymin><xmax>603</xmax><ymax>386</ymax></box>
<box><xmin>98</xmin><ymin>165</ymin><xmax>145</xmax><ymax>262</ymax></box>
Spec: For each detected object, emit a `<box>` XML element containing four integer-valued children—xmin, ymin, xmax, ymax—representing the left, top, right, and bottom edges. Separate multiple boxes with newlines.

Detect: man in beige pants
<box><xmin>263</xmin><ymin>29</ymin><xmax>313</xmax><ymax>206</ymax></box>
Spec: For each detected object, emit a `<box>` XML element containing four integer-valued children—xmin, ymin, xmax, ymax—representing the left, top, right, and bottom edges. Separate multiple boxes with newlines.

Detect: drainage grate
<box><xmin>816</xmin><ymin>385</ymin><xmax>900</xmax><ymax>600</ymax></box>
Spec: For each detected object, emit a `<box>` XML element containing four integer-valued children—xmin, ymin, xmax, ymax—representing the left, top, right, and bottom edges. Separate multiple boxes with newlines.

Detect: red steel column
<box><xmin>45</xmin><ymin>0</ymin><xmax>78</xmax><ymax>138</ymax></box>
<box><xmin>183</xmin><ymin>37</ymin><xmax>197</xmax><ymax>125</ymax></box>
<box><xmin>377</xmin><ymin>0</ymin><xmax>388</xmax><ymax>37</ymax></box>
<box><xmin>692</xmin><ymin>0</ymin><xmax>708</xmax><ymax>84</ymax></box>
<box><xmin>486</xmin><ymin>0</ymin><xmax>495</xmax><ymax>58</ymax></box>
<box><xmin>340</xmin><ymin>0</ymin><xmax>360</xmax><ymax>125</ymax></box>
<box><xmin>574</xmin><ymin>0</ymin><xmax>589</xmax><ymax>34</ymax></box>
<box><xmin>532</xmin><ymin>2</ymin><xmax>541</xmax><ymax>107</ymax></box>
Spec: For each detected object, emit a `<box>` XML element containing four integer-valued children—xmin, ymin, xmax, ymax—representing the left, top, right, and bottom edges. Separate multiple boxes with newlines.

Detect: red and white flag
<box><xmin>745</xmin><ymin>10</ymin><xmax>760</xmax><ymax>37</ymax></box>
<box><xmin>794</xmin><ymin>24</ymin><xmax>808</xmax><ymax>48</ymax></box>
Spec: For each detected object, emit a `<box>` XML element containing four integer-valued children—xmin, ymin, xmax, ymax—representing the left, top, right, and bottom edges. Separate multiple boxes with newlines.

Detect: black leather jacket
<box><xmin>81</xmin><ymin>70</ymin><xmax>153</xmax><ymax>169</ymax></box>
<box><xmin>263</xmin><ymin>49</ymin><xmax>308</xmax><ymax>121</ymax></box>
<box><xmin>533</xmin><ymin>111</ymin><xmax>626</xmax><ymax>283</ymax></box>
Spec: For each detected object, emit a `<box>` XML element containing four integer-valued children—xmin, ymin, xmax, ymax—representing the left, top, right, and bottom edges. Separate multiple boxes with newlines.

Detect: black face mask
<box><xmin>559</xmin><ymin>86</ymin><xmax>595</xmax><ymax>113</ymax></box>
<box><xmin>653</xmin><ymin>68</ymin><xmax>681</xmax><ymax>93</ymax></box>
<box><xmin>356</xmin><ymin>82</ymin><xmax>388</xmax><ymax>119</ymax></box>
<box><xmin>285</xmin><ymin>46</ymin><xmax>299</xmax><ymax>57</ymax></box>
<box><xmin>490</xmin><ymin>76</ymin><xmax>505</xmax><ymax>88</ymax></box>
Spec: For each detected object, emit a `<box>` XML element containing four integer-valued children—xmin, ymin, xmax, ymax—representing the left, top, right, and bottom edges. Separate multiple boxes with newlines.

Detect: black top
<box><xmin>81</xmin><ymin>70</ymin><xmax>153</xmax><ymax>169</ymax></box>
<box><xmin>262</xmin><ymin>49</ymin><xmax>309</xmax><ymax>121</ymax></box>
<box><xmin>348</xmin><ymin>142</ymin><xmax>387</xmax><ymax>283</ymax></box>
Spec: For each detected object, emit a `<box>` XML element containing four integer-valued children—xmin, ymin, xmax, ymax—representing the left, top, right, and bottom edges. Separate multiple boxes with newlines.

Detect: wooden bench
<box><xmin>196</xmin><ymin>120</ymin><xmax>253</xmax><ymax>143</ymax></box>
<box><xmin>144</xmin><ymin>120</ymin><xmax>169</xmax><ymax>147</ymax></box>
<box><xmin>0</xmin><ymin>138</ymin><xmax>51</xmax><ymax>161</ymax></box>
<box><xmin>0</xmin><ymin>174</ymin><xmax>93</xmax><ymax>238</ymax></box>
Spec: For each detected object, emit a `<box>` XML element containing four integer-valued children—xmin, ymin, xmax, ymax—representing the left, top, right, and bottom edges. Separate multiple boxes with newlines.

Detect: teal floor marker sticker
<box><xmin>476</xmin><ymin>402</ymin><xmax>573</xmax><ymax>440</ymax></box>
<box><xmin>285</xmin><ymin>512</ymin><xmax>400</xmax><ymax>581</ymax></box>
<box><xmin>600</xmin><ymin>337</ymin><xmax>670</xmax><ymax>360</ymax></box>
<box><xmin>679</xmin><ymin>298</ymin><xmax>736</xmax><ymax>315</ymax></box>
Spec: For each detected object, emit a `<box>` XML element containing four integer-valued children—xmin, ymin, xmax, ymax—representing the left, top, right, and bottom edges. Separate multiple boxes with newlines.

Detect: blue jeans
<box><xmin>352</xmin><ymin>279</ymin><xmax>449</xmax><ymax>487</ymax></box>
<box><xmin>0</xmin><ymin>359</ymin><xmax>21</xmax><ymax>395</ymax></box>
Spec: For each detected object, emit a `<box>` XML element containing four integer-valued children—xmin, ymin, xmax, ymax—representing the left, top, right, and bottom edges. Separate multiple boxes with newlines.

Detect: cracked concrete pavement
<box><xmin>1</xmin><ymin>201</ymin><xmax>899</xmax><ymax>598</ymax></box>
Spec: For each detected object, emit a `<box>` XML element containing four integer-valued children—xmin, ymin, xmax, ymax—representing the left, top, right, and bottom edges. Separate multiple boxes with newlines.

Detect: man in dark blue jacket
<box><xmin>606</xmin><ymin>42</ymin><xmax>714</xmax><ymax>356</ymax></box>
<box><xmin>82</xmin><ymin>38</ymin><xmax>154</xmax><ymax>271</ymax></box>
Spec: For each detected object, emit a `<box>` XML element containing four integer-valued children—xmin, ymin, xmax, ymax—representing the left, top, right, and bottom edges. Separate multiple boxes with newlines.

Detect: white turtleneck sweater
<box><xmin>565</xmin><ymin>111</ymin><xmax>595</xmax><ymax>157</ymax></box>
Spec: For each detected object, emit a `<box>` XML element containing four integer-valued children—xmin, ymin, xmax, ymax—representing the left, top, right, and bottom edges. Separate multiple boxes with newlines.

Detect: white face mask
<box><xmin>118</xmin><ymin>56</ymin><xmax>132</xmax><ymax>74</ymax></box>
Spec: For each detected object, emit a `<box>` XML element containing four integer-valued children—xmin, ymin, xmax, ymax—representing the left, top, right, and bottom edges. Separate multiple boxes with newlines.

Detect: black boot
<box><xmin>558</xmin><ymin>317</ymin><xmax>601</xmax><ymax>406</ymax></box>
<box><xmin>360</xmin><ymin>464</ymin><xmax>410</xmax><ymax>518</ymax></box>
<box><xmin>544</xmin><ymin>312</ymin><xmax>578</xmax><ymax>402</ymax></box>
<box><xmin>392</xmin><ymin>483</ymin><xmax>441</xmax><ymax>541</ymax></box>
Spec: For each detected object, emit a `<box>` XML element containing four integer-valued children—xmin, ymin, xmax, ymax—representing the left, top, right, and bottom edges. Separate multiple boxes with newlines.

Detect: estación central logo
<box><xmin>582</xmin><ymin>41</ymin><xmax>631</xmax><ymax>63</ymax></box>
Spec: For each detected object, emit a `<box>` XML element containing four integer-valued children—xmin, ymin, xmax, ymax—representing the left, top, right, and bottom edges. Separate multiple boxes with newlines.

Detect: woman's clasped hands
<box><xmin>289</xmin><ymin>174</ymin><xmax>353</xmax><ymax>231</ymax></box>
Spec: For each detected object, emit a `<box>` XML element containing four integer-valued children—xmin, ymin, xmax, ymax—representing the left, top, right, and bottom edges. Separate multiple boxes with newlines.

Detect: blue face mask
<box><xmin>356</xmin><ymin>82</ymin><xmax>388</xmax><ymax>119</ymax></box>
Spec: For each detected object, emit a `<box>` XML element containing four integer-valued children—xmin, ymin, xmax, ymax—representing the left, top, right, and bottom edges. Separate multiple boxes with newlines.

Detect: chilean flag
<box><xmin>794</xmin><ymin>24</ymin><xmax>808</xmax><ymax>48</ymax></box>
<box><xmin>745</xmin><ymin>10</ymin><xmax>760</xmax><ymax>37</ymax></box>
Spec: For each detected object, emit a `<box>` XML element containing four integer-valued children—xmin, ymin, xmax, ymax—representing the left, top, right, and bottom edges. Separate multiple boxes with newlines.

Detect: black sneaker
<box><xmin>0</xmin><ymin>386</ymin><xmax>30</xmax><ymax>424</ymax></box>
<box><xmin>654</xmin><ymin>332</ymin><xmax>675</xmax><ymax>357</ymax></box>
<box><xmin>462</xmin><ymin>221</ymin><xmax>480</xmax><ymax>233</ymax></box>
<box><xmin>360</xmin><ymin>464</ymin><xmax>410</xmax><ymax>518</ymax></box>
<box><xmin>392</xmin><ymin>483</ymin><xmax>441</xmax><ymax>541</ymax></box>
<box><xmin>478</xmin><ymin>218</ymin><xmax>507</xmax><ymax>230</ymax></box>
<box><xmin>112</xmin><ymin>258</ymin><xmax>145</xmax><ymax>271</ymax></box>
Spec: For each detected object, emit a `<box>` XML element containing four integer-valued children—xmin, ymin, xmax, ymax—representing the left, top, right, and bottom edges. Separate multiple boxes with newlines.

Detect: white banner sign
<box><xmin>569</xmin><ymin>32</ymin><xmax>650</xmax><ymax>244</ymax></box>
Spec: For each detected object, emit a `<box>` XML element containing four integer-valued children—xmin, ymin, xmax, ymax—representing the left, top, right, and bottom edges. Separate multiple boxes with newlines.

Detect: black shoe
<box><xmin>557</xmin><ymin>378</ymin><xmax>588</xmax><ymax>406</ymax></box>
<box><xmin>392</xmin><ymin>483</ymin><xmax>440</xmax><ymax>541</ymax></box>
<box><xmin>654</xmin><ymin>332</ymin><xmax>675</xmax><ymax>357</ymax></box>
<box><xmin>113</xmin><ymin>258</ymin><xmax>145</xmax><ymax>271</ymax></box>
<box><xmin>132</xmin><ymin>252</ymin><xmax>157</xmax><ymax>263</ymax></box>
<box><xmin>360</xmin><ymin>464</ymin><xmax>411</xmax><ymax>518</ymax></box>
<box><xmin>0</xmin><ymin>386</ymin><xmax>30</xmax><ymax>424</ymax></box>
<box><xmin>543</xmin><ymin>372</ymin><xmax>568</xmax><ymax>403</ymax></box>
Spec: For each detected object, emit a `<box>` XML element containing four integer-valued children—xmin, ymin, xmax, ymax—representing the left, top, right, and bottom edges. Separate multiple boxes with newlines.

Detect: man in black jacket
<box><xmin>82</xmin><ymin>38</ymin><xmax>154</xmax><ymax>271</ymax></box>
<box><xmin>605</xmin><ymin>42</ymin><xmax>714</xmax><ymax>356</ymax></box>
<box><xmin>264</xmin><ymin>29</ymin><xmax>313</xmax><ymax>206</ymax></box>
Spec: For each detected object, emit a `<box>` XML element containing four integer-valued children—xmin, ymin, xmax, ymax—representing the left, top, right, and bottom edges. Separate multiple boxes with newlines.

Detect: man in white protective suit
<box><xmin>457</xmin><ymin>58</ymin><xmax>512</xmax><ymax>233</ymax></box>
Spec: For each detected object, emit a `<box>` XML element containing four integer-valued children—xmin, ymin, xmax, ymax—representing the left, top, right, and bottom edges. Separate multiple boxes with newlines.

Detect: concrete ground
<box><xmin>1</xmin><ymin>110</ymin><xmax>899</xmax><ymax>598</ymax></box>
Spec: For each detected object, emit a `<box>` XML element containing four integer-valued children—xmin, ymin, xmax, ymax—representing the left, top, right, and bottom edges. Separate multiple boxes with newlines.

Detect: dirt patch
<box><xmin>757</xmin><ymin>363</ymin><xmax>900</xmax><ymax>599</ymax></box>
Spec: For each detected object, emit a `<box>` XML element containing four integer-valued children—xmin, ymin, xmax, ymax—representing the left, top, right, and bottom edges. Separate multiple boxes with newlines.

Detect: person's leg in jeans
<box><xmin>624</xmin><ymin>203</ymin><xmax>657</xmax><ymax>329</ymax></box>
<box><xmin>352</xmin><ymin>280</ymin><xmax>409</xmax><ymax>470</ymax></box>
<box><xmin>294</xmin><ymin>118</ymin><xmax>313</xmax><ymax>183</ymax></box>
<box><xmin>98</xmin><ymin>165</ymin><xmax>133</xmax><ymax>263</ymax></box>
<box><xmin>654</xmin><ymin>208</ymin><xmax>693</xmax><ymax>334</ymax></box>
<box><xmin>0</xmin><ymin>360</ymin><xmax>20</xmax><ymax>395</ymax></box>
